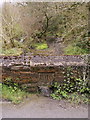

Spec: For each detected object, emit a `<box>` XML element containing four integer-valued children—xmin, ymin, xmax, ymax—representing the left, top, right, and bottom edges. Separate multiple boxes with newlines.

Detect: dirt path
<box><xmin>1</xmin><ymin>95</ymin><xmax>88</xmax><ymax>118</ymax></box>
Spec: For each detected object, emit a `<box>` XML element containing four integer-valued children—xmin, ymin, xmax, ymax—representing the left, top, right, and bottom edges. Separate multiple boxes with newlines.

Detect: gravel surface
<box><xmin>1</xmin><ymin>95</ymin><xmax>88</xmax><ymax>118</ymax></box>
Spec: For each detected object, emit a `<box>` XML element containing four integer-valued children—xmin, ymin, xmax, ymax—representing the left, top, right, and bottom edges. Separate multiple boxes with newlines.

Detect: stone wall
<box><xmin>1</xmin><ymin>54</ymin><xmax>90</xmax><ymax>92</ymax></box>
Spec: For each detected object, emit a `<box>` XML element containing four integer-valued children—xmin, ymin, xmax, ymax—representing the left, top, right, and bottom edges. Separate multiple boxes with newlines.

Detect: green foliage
<box><xmin>4</xmin><ymin>77</ymin><xmax>19</xmax><ymax>88</ymax></box>
<box><xmin>64</xmin><ymin>32</ymin><xmax>90</xmax><ymax>55</ymax></box>
<box><xmin>2</xmin><ymin>2</ymin><xmax>89</xmax><ymax>55</ymax></box>
<box><xmin>2</xmin><ymin>20</ymin><xmax>25</xmax><ymax>54</ymax></box>
<box><xmin>51</xmin><ymin>80</ymin><xmax>89</xmax><ymax>104</ymax></box>
<box><xmin>4</xmin><ymin>23</ymin><xmax>24</xmax><ymax>41</ymax></box>
<box><xmin>2</xmin><ymin>48</ymin><xmax>23</xmax><ymax>56</ymax></box>
<box><xmin>34</xmin><ymin>43</ymin><xmax>48</xmax><ymax>50</ymax></box>
<box><xmin>0</xmin><ymin>47</ymin><xmax>2</xmax><ymax>55</ymax></box>
<box><xmin>68</xmin><ymin>92</ymin><xmax>89</xmax><ymax>104</ymax></box>
<box><xmin>14</xmin><ymin>40</ymin><xmax>24</xmax><ymax>48</ymax></box>
<box><xmin>64</xmin><ymin>44</ymin><xmax>89</xmax><ymax>55</ymax></box>
<box><xmin>12</xmin><ymin>24</ymin><xmax>24</xmax><ymax>39</ymax></box>
<box><xmin>76</xmin><ymin>37</ymin><xmax>90</xmax><ymax>53</ymax></box>
<box><xmin>0</xmin><ymin>83</ymin><xmax>2</xmax><ymax>99</ymax></box>
<box><xmin>50</xmin><ymin>67</ymin><xmax>90</xmax><ymax>104</ymax></box>
<box><xmin>2</xmin><ymin>83</ymin><xmax>28</xmax><ymax>104</ymax></box>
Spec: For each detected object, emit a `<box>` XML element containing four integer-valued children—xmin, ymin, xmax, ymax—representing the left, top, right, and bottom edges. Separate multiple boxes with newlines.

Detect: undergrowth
<box><xmin>1</xmin><ymin>82</ymin><xmax>29</xmax><ymax>104</ymax></box>
<box><xmin>1</xmin><ymin>48</ymin><xmax>23</xmax><ymax>56</ymax></box>
<box><xmin>50</xmin><ymin>81</ymin><xmax>89</xmax><ymax>104</ymax></box>
<box><xmin>50</xmin><ymin>67</ymin><xmax>90</xmax><ymax>104</ymax></box>
<box><xmin>34</xmin><ymin>43</ymin><xmax>48</xmax><ymax>50</ymax></box>
<box><xmin>64</xmin><ymin>44</ymin><xmax>89</xmax><ymax>55</ymax></box>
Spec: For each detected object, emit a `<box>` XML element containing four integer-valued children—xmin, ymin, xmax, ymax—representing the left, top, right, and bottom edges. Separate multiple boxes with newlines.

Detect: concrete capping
<box><xmin>0</xmin><ymin>54</ymin><xmax>90</xmax><ymax>67</ymax></box>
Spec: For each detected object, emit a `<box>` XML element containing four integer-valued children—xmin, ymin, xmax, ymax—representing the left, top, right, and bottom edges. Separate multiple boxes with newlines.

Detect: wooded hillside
<box><xmin>1</xmin><ymin>2</ymin><xmax>90</xmax><ymax>55</ymax></box>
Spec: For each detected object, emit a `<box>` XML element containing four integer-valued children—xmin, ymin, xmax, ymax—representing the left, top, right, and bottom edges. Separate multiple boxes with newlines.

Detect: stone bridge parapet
<box><xmin>0</xmin><ymin>54</ymin><xmax>90</xmax><ymax>92</ymax></box>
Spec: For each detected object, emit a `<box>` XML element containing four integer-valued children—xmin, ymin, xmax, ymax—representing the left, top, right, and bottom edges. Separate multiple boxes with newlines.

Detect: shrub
<box><xmin>64</xmin><ymin>44</ymin><xmax>89</xmax><ymax>55</ymax></box>
<box><xmin>50</xmin><ymin>67</ymin><xmax>90</xmax><ymax>104</ymax></box>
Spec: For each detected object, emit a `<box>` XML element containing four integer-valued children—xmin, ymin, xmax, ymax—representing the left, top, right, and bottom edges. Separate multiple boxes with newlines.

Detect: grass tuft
<box><xmin>1</xmin><ymin>84</ymin><xmax>28</xmax><ymax>104</ymax></box>
<box><xmin>34</xmin><ymin>43</ymin><xmax>48</xmax><ymax>50</ymax></box>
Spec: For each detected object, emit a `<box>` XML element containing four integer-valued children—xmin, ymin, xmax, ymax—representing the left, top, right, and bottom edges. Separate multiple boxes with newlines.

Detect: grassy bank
<box><xmin>1</xmin><ymin>83</ymin><xmax>29</xmax><ymax>104</ymax></box>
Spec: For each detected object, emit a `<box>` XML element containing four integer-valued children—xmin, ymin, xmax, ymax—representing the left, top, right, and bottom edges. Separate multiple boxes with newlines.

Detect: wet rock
<box><xmin>38</xmin><ymin>86</ymin><xmax>52</xmax><ymax>97</ymax></box>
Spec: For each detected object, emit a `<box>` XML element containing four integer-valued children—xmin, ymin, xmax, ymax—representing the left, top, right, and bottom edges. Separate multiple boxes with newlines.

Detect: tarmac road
<box><xmin>1</xmin><ymin>95</ymin><xmax>88</xmax><ymax>118</ymax></box>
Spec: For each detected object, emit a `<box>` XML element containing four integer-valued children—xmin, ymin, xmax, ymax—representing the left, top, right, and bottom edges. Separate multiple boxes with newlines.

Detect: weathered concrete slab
<box><xmin>0</xmin><ymin>54</ymin><xmax>88</xmax><ymax>67</ymax></box>
<box><xmin>30</xmin><ymin>55</ymin><xmax>86</xmax><ymax>67</ymax></box>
